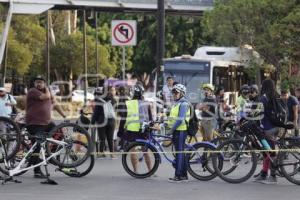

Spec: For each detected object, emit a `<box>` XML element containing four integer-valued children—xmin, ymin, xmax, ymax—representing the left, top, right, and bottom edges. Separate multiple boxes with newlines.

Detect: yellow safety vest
<box><xmin>125</xmin><ymin>100</ymin><xmax>140</xmax><ymax>132</ymax></box>
<box><xmin>168</xmin><ymin>103</ymin><xmax>190</xmax><ymax>131</ymax></box>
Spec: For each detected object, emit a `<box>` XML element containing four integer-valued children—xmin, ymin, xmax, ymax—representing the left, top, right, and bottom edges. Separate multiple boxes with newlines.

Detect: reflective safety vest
<box><xmin>168</xmin><ymin>103</ymin><xmax>190</xmax><ymax>131</ymax></box>
<box><xmin>125</xmin><ymin>100</ymin><xmax>140</xmax><ymax>132</ymax></box>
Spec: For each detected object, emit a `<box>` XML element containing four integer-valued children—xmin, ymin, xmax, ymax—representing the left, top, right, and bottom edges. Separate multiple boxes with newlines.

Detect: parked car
<box><xmin>49</xmin><ymin>85</ymin><xmax>60</xmax><ymax>95</ymax></box>
<box><xmin>72</xmin><ymin>90</ymin><xmax>94</xmax><ymax>102</ymax></box>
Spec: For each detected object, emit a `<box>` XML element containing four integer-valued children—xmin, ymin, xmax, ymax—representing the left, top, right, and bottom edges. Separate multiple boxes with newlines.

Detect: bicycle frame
<box><xmin>8</xmin><ymin>138</ymin><xmax>68</xmax><ymax>177</ymax></box>
<box><xmin>136</xmin><ymin>130</ymin><xmax>217</xmax><ymax>164</ymax></box>
<box><xmin>237</xmin><ymin>130</ymin><xmax>300</xmax><ymax>175</ymax></box>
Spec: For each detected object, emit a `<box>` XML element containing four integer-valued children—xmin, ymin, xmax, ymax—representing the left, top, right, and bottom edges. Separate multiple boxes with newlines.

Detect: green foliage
<box><xmin>50</xmin><ymin>31</ymin><xmax>116</xmax><ymax>80</ymax></box>
<box><xmin>203</xmin><ymin>0</ymin><xmax>300</xmax><ymax>88</ymax></box>
<box><xmin>203</xmin><ymin>0</ymin><xmax>298</xmax><ymax>66</ymax></box>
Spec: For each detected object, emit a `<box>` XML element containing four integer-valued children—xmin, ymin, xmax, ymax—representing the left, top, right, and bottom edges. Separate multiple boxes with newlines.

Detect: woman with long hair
<box><xmin>254</xmin><ymin>79</ymin><xmax>280</xmax><ymax>184</ymax></box>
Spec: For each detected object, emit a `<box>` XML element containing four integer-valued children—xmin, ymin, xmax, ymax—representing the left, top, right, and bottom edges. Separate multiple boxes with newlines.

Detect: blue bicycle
<box><xmin>122</xmin><ymin>122</ymin><xmax>222</xmax><ymax>181</ymax></box>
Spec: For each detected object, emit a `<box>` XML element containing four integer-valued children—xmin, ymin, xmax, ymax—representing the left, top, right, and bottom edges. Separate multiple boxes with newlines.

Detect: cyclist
<box><xmin>118</xmin><ymin>84</ymin><xmax>153</xmax><ymax>173</ymax></box>
<box><xmin>215</xmin><ymin>86</ymin><xmax>229</xmax><ymax>130</ymax></box>
<box><xmin>280</xmin><ymin>88</ymin><xmax>299</xmax><ymax>136</ymax></box>
<box><xmin>0</xmin><ymin>87</ymin><xmax>17</xmax><ymax>118</ymax></box>
<box><xmin>197</xmin><ymin>83</ymin><xmax>216</xmax><ymax>141</ymax></box>
<box><xmin>246</xmin><ymin>84</ymin><xmax>262</xmax><ymax>120</ymax></box>
<box><xmin>236</xmin><ymin>84</ymin><xmax>250</xmax><ymax>120</ymax></box>
<box><xmin>91</xmin><ymin>86</ymin><xmax>117</xmax><ymax>159</ymax></box>
<box><xmin>25</xmin><ymin>75</ymin><xmax>66</xmax><ymax>178</ymax></box>
<box><xmin>254</xmin><ymin>79</ymin><xmax>281</xmax><ymax>184</ymax></box>
<box><xmin>167</xmin><ymin>83</ymin><xmax>191</xmax><ymax>182</ymax></box>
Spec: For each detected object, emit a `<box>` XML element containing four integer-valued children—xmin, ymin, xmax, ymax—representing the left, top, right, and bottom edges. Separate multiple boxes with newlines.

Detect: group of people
<box><xmin>1</xmin><ymin>74</ymin><xmax>300</xmax><ymax>184</ymax></box>
<box><xmin>160</xmin><ymin>76</ymin><xmax>300</xmax><ymax>183</ymax></box>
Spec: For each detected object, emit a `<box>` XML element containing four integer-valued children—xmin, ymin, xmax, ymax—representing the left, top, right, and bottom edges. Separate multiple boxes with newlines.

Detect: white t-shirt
<box><xmin>162</xmin><ymin>84</ymin><xmax>173</xmax><ymax>106</ymax></box>
<box><xmin>0</xmin><ymin>94</ymin><xmax>17</xmax><ymax>117</ymax></box>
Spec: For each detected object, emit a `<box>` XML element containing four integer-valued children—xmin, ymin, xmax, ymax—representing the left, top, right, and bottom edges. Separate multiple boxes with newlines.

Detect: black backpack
<box><xmin>265</xmin><ymin>96</ymin><xmax>287</xmax><ymax>127</ymax></box>
<box><xmin>180</xmin><ymin>103</ymin><xmax>198</xmax><ymax>136</ymax></box>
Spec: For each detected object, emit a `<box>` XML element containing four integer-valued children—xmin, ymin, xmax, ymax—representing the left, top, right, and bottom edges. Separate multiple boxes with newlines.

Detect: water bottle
<box><xmin>261</xmin><ymin>139</ymin><xmax>271</xmax><ymax>150</ymax></box>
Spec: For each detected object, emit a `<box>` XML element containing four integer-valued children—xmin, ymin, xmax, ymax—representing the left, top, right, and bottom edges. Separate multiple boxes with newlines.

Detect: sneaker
<box><xmin>34</xmin><ymin>171</ymin><xmax>47</xmax><ymax>179</ymax></box>
<box><xmin>262</xmin><ymin>176</ymin><xmax>277</xmax><ymax>185</ymax></box>
<box><xmin>180</xmin><ymin>176</ymin><xmax>189</xmax><ymax>182</ymax></box>
<box><xmin>169</xmin><ymin>176</ymin><xmax>186</xmax><ymax>183</ymax></box>
<box><xmin>61</xmin><ymin>168</ymin><xmax>79</xmax><ymax>175</ymax></box>
<box><xmin>110</xmin><ymin>155</ymin><xmax>118</xmax><ymax>160</ymax></box>
<box><xmin>253</xmin><ymin>175</ymin><xmax>267</xmax><ymax>183</ymax></box>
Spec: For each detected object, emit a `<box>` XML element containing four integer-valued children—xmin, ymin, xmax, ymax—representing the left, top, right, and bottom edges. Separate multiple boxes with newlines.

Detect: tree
<box><xmin>202</xmin><ymin>0</ymin><xmax>300</xmax><ymax>84</ymax></box>
<box><xmin>50</xmin><ymin>32</ymin><xmax>116</xmax><ymax>81</ymax></box>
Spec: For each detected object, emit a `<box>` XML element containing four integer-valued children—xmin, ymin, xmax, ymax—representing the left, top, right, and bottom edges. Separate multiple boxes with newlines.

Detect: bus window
<box><xmin>213</xmin><ymin>67</ymin><xmax>229</xmax><ymax>92</ymax></box>
<box><xmin>163</xmin><ymin>60</ymin><xmax>210</xmax><ymax>104</ymax></box>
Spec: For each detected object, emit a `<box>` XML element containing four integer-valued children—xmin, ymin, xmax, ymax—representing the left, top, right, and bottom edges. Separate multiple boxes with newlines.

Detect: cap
<box><xmin>33</xmin><ymin>75</ymin><xmax>46</xmax><ymax>82</ymax></box>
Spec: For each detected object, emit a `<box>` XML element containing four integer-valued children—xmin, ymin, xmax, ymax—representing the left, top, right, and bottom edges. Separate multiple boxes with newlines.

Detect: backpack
<box><xmin>103</xmin><ymin>101</ymin><xmax>116</xmax><ymax>119</ymax></box>
<box><xmin>180</xmin><ymin>103</ymin><xmax>198</xmax><ymax>136</ymax></box>
<box><xmin>97</xmin><ymin>97</ymin><xmax>116</xmax><ymax>119</ymax></box>
<box><xmin>7</xmin><ymin>94</ymin><xmax>18</xmax><ymax>115</ymax></box>
<box><xmin>265</xmin><ymin>96</ymin><xmax>287</xmax><ymax>127</ymax></box>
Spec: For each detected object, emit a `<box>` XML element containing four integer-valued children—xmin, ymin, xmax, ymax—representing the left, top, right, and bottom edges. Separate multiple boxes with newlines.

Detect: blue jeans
<box><xmin>172</xmin><ymin>131</ymin><xmax>187</xmax><ymax>177</ymax></box>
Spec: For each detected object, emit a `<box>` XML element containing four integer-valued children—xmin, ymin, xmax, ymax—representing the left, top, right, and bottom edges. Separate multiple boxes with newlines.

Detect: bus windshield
<box><xmin>163</xmin><ymin>60</ymin><xmax>210</xmax><ymax>103</ymax></box>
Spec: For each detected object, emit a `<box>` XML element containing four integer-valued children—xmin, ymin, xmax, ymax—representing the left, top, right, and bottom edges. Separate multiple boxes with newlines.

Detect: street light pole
<box><xmin>95</xmin><ymin>11</ymin><xmax>99</xmax><ymax>87</ymax></box>
<box><xmin>46</xmin><ymin>11</ymin><xmax>50</xmax><ymax>85</ymax></box>
<box><xmin>157</xmin><ymin>0</ymin><xmax>165</xmax><ymax>68</ymax></box>
<box><xmin>83</xmin><ymin>9</ymin><xmax>88</xmax><ymax>104</ymax></box>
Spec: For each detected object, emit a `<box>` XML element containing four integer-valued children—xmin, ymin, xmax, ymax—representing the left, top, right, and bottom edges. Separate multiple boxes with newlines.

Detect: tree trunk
<box><xmin>66</xmin><ymin>11</ymin><xmax>71</xmax><ymax>35</ymax></box>
<box><xmin>49</xmin><ymin>11</ymin><xmax>56</xmax><ymax>45</ymax></box>
<box><xmin>71</xmin><ymin>10</ymin><xmax>77</xmax><ymax>33</ymax></box>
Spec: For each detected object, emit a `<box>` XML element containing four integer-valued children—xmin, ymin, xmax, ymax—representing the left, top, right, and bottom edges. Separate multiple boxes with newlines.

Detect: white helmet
<box><xmin>172</xmin><ymin>84</ymin><xmax>186</xmax><ymax>95</ymax></box>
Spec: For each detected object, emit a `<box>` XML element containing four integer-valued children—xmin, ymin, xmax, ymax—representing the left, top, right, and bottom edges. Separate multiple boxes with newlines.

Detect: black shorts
<box><xmin>122</xmin><ymin>130</ymin><xmax>148</xmax><ymax>142</ymax></box>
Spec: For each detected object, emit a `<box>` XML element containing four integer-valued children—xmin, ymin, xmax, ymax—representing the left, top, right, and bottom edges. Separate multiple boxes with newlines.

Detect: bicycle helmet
<box><xmin>172</xmin><ymin>84</ymin><xmax>186</xmax><ymax>95</ymax></box>
<box><xmin>132</xmin><ymin>84</ymin><xmax>145</xmax><ymax>97</ymax></box>
<box><xmin>250</xmin><ymin>84</ymin><xmax>259</xmax><ymax>93</ymax></box>
<box><xmin>240</xmin><ymin>84</ymin><xmax>250</xmax><ymax>92</ymax></box>
<box><xmin>202</xmin><ymin>83</ymin><xmax>214</xmax><ymax>91</ymax></box>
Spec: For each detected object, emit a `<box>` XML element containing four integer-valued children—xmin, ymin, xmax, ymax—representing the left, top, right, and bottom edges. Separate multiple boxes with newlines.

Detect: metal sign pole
<box><xmin>95</xmin><ymin>11</ymin><xmax>99</xmax><ymax>87</ymax></box>
<box><xmin>46</xmin><ymin>11</ymin><xmax>50</xmax><ymax>85</ymax></box>
<box><xmin>0</xmin><ymin>1</ymin><xmax>13</xmax><ymax>68</ymax></box>
<box><xmin>83</xmin><ymin>9</ymin><xmax>88</xmax><ymax>104</ymax></box>
<box><xmin>122</xmin><ymin>46</ymin><xmax>126</xmax><ymax>80</ymax></box>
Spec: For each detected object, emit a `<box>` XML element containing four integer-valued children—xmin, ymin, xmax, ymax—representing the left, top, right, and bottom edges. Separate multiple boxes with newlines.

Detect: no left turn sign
<box><xmin>111</xmin><ymin>20</ymin><xmax>137</xmax><ymax>46</ymax></box>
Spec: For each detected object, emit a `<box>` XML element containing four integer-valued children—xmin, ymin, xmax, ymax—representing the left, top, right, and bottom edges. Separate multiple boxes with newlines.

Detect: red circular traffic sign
<box><xmin>113</xmin><ymin>22</ymin><xmax>134</xmax><ymax>44</ymax></box>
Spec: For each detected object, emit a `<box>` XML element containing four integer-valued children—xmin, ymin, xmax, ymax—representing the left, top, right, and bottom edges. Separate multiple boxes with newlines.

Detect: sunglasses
<box><xmin>172</xmin><ymin>89</ymin><xmax>179</xmax><ymax>94</ymax></box>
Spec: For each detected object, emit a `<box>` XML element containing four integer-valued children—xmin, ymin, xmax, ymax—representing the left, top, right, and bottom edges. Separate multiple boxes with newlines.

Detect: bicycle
<box><xmin>0</xmin><ymin>122</ymin><xmax>92</xmax><ymax>184</ymax></box>
<box><xmin>121</xmin><ymin>121</ymin><xmax>222</xmax><ymax>181</ymax></box>
<box><xmin>0</xmin><ymin>116</ymin><xmax>21</xmax><ymax>164</ymax></box>
<box><xmin>0</xmin><ymin>120</ymin><xmax>95</xmax><ymax>178</ymax></box>
<box><xmin>212</xmin><ymin>119</ymin><xmax>300</xmax><ymax>185</ymax></box>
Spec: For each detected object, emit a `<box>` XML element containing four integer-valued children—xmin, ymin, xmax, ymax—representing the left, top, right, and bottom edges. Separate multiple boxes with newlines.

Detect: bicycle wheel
<box><xmin>60</xmin><ymin>141</ymin><xmax>95</xmax><ymax>178</ymax></box>
<box><xmin>122</xmin><ymin>141</ymin><xmax>160</xmax><ymax>178</ymax></box>
<box><xmin>187</xmin><ymin>142</ymin><xmax>222</xmax><ymax>181</ymax></box>
<box><xmin>0</xmin><ymin>141</ymin><xmax>29</xmax><ymax>176</ymax></box>
<box><xmin>0</xmin><ymin>116</ymin><xmax>21</xmax><ymax>162</ymax></box>
<box><xmin>212</xmin><ymin>139</ymin><xmax>257</xmax><ymax>183</ymax></box>
<box><xmin>46</xmin><ymin>123</ymin><xmax>92</xmax><ymax>168</ymax></box>
<box><xmin>279</xmin><ymin>142</ymin><xmax>300</xmax><ymax>185</ymax></box>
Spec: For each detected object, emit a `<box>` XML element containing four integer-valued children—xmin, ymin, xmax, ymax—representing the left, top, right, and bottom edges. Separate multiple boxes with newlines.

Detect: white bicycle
<box><xmin>1</xmin><ymin>122</ymin><xmax>92</xmax><ymax>185</ymax></box>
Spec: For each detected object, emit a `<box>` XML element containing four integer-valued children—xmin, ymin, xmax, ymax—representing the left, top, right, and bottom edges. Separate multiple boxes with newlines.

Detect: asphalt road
<box><xmin>0</xmin><ymin>155</ymin><xmax>299</xmax><ymax>200</ymax></box>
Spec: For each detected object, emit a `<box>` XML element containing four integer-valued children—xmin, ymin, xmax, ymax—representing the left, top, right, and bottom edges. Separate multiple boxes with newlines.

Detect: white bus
<box><xmin>162</xmin><ymin>46</ymin><xmax>252</xmax><ymax>104</ymax></box>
